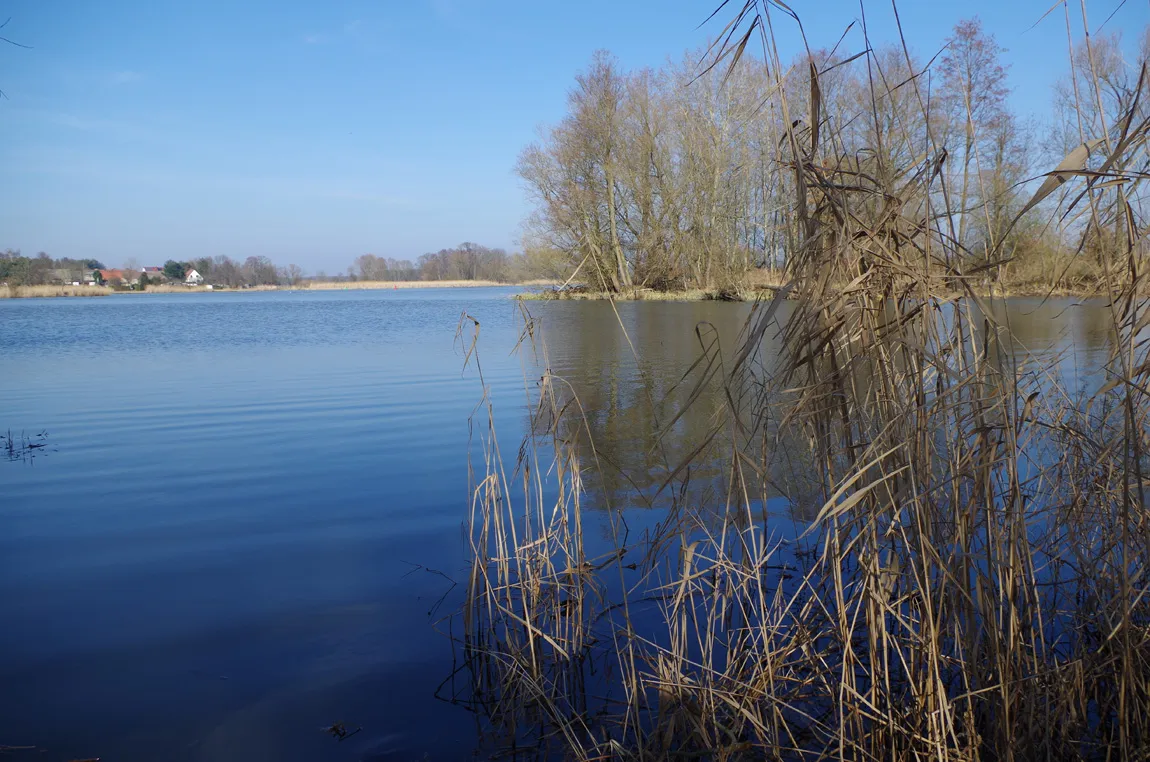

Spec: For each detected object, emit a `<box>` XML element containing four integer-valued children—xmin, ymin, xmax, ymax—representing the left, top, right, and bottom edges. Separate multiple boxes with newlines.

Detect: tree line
<box><xmin>2</xmin><ymin>244</ymin><xmax>557</xmax><ymax>289</ymax></box>
<box><xmin>518</xmin><ymin>21</ymin><xmax>1150</xmax><ymax>292</ymax></box>
<box><xmin>350</xmin><ymin>242</ymin><xmax>557</xmax><ymax>282</ymax></box>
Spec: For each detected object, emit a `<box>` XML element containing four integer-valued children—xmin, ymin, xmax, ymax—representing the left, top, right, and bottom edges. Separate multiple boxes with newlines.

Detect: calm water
<box><xmin>0</xmin><ymin>290</ymin><xmax>1116</xmax><ymax>761</ymax></box>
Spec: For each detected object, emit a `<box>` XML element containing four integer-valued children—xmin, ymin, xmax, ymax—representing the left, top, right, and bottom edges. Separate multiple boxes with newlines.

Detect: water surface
<box><xmin>0</xmin><ymin>289</ymin><xmax>1115</xmax><ymax>761</ymax></box>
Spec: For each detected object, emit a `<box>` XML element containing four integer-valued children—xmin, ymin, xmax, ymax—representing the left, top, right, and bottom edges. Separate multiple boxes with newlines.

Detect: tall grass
<box><xmin>0</xmin><ymin>284</ymin><xmax>110</xmax><ymax>298</ymax></box>
<box><xmin>443</xmin><ymin>3</ymin><xmax>1150</xmax><ymax>759</ymax></box>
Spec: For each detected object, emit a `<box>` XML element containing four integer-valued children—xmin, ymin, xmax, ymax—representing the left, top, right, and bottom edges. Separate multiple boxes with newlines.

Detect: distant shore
<box><xmin>1</xmin><ymin>280</ymin><xmax>557</xmax><ymax>299</ymax></box>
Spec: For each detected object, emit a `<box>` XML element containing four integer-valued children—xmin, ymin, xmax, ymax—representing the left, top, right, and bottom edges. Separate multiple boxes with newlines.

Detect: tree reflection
<box><xmin>525</xmin><ymin>298</ymin><xmax>1118</xmax><ymax>517</ymax></box>
<box><xmin>528</xmin><ymin>301</ymin><xmax>794</xmax><ymax>513</ymax></box>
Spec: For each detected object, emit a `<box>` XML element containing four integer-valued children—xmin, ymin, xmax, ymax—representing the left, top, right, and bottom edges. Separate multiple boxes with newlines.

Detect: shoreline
<box><xmin>518</xmin><ymin>284</ymin><xmax>1114</xmax><ymax>303</ymax></box>
<box><xmin>1</xmin><ymin>280</ymin><xmax>555</xmax><ymax>299</ymax></box>
<box><xmin>518</xmin><ymin>287</ymin><xmax>782</xmax><ymax>303</ymax></box>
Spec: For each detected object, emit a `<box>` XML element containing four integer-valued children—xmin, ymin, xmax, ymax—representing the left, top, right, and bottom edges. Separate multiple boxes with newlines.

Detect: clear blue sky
<box><xmin>1</xmin><ymin>0</ymin><xmax>1145</xmax><ymax>272</ymax></box>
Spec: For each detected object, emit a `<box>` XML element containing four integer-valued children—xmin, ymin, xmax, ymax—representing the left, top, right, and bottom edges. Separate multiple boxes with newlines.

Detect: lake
<box><xmin>0</xmin><ymin>289</ymin><xmax>1117</xmax><ymax>761</ymax></box>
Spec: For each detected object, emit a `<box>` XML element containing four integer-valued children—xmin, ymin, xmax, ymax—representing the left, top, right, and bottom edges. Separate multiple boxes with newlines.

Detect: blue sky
<box><xmin>1</xmin><ymin>0</ymin><xmax>1146</xmax><ymax>272</ymax></box>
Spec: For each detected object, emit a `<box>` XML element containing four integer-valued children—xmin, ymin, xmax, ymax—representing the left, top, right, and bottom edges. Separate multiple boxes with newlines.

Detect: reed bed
<box><xmin>0</xmin><ymin>284</ymin><xmax>110</xmax><ymax>298</ymax></box>
<box><xmin>442</xmin><ymin>3</ymin><xmax>1150</xmax><ymax>760</ymax></box>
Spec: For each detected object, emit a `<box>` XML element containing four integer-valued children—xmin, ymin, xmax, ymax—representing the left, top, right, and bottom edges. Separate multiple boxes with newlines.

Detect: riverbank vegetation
<box><xmin>447</xmin><ymin>2</ymin><xmax>1150</xmax><ymax>759</ymax></box>
<box><xmin>517</xmin><ymin>13</ymin><xmax>1149</xmax><ymax>297</ymax></box>
<box><xmin>0</xmin><ymin>284</ymin><xmax>111</xmax><ymax>298</ymax></box>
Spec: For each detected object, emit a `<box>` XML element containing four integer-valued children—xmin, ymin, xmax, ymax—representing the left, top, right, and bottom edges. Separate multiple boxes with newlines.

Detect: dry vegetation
<box><xmin>443</xmin><ymin>2</ymin><xmax>1150</xmax><ymax>760</ymax></box>
<box><xmin>521</xmin><ymin>268</ymin><xmax>790</xmax><ymax>301</ymax></box>
<box><xmin>0</xmin><ymin>284</ymin><xmax>110</xmax><ymax>298</ymax></box>
<box><xmin>517</xmin><ymin>6</ymin><xmax>1149</xmax><ymax>298</ymax></box>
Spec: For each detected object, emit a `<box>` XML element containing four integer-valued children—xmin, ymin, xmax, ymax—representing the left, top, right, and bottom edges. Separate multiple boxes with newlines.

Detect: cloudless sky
<box><xmin>2</xmin><ymin>0</ymin><xmax>1146</xmax><ymax>272</ymax></box>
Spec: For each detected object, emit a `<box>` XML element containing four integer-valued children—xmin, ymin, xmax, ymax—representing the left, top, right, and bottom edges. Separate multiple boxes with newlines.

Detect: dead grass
<box><xmin>0</xmin><ymin>284</ymin><xmax>111</xmax><ymax>298</ymax></box>
<box><xmin>522</xmin><ymin>264</ymin><xmax>1114</xmax><ymax>302</ymax></box>
<box><xmin>995</xmin><ymin>246</ymin><xmax>1108</xmax><ymax>296</ymax></box>
<box><xmin>520</xmin><ymin>269</ymin><xmax>790</xmax><ymax>302</ymax></box>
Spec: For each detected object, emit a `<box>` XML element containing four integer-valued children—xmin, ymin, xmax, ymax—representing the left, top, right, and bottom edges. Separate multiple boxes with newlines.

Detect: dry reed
<box><xmin>441</xmin><ymin>2</ymin><xmax>1150</xmax><ymax>760</ymax></box>
<box><xmin>0</xmin><ymin>284</ymin><xmax>110</xmax><ymax>298</ymax></box>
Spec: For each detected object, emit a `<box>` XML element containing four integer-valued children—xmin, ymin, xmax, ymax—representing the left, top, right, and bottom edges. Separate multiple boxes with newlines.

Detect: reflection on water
<box><xmin>534</xmin><ymin>301</ymin><xmax>785</xmax><ymax>511</ymax></box>
<box><xmin>532</xmin><ymin>297</ymin><xmax>1117</xmax><ymax>516</ymax></box>
<box><xmin>974</xmin><ymin>297</ymin><xmax>1117</xmax><ymax>390</ymax></box>
<box><xmin>0</xmin><ymin>291</ymin><xmax>1118</xmax><ymax>760</ymax></box>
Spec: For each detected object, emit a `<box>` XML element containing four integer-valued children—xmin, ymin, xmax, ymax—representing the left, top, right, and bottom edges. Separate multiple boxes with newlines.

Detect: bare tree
<box><xmin>518</xmin><ymin>52</ymin><xmax>633</xmax><ymax>291</ymax></box>
<box><xmin>211</xmin><ymin>255</ymin><xmax>243</xmax><ymax>287</ymax></box>
<box><xmin>519</xmin><ymin>49</ymin><xmax>774</xmax><ymax>291</ymax></box>
<box><xmin>938</xmin><ymin>18</ymin><xmax>1011</xmax><ymax>251</ymax></box>
<box><xmin>243</xmin><ymin>255</ymin><xmax>277</xmax><ymax>285</ymax></box>
<box><xmin>354</xmin><ymin>254</ymin><xmax>388</xmax><ymax>280</ymax></box>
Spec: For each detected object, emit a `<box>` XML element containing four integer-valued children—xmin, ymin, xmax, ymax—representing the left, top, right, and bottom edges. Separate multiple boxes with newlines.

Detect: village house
<box><xmin>97</xmin><ymin>269</ymin><xmax>121</xmax><ymax>281</ymax></box>
<box><xmin>184</xmin><ymin>269</ymin><xmax>204</xmax><ymax>285</ymax></box>
<box><xmin>97</xmin><ymin>269</ymin><xmax>140</xmax><ymax>286</ymax></box>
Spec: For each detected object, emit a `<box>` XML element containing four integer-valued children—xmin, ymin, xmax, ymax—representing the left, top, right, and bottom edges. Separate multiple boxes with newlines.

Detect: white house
<box><xmin>185</xmin><ymin>269</ymin><xmax>204</xmax><ymax>285</ymax></box>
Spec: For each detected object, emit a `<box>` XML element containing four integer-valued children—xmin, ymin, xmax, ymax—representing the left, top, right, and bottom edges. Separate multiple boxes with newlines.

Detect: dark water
<box><xmin>0</xmin><ymin>290</ymin><xmax>1116</xmax><ymax>761</ymax></box>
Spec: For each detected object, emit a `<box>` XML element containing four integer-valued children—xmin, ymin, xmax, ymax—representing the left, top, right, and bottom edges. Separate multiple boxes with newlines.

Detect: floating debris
<box><xmin>322</xmin><ymin>722</ymin><xmax>362</xmax><ymax>743</ymax></box>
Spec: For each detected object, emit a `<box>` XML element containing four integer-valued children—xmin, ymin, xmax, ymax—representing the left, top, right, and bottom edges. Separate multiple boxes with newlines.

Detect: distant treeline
<box><xmin>350</xmin><ymin>243</ymin><xmax>562</xmax><ymax>283</ymax></box>
<box><xmin>2</xmin><ymin>244</ymin><xmax>561</xmax><ymax>289</ymax></box>
<box><xmin>519</xmin><ymin>21</ymin><xmax>1150</xmax><ymax>293</ymax></box>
